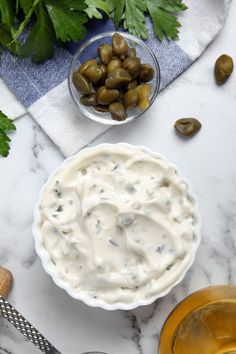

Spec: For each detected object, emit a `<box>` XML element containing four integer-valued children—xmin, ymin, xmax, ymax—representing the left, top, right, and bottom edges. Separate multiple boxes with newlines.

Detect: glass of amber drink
<box><xmin>159</xmin><ymin>286</ymin><xmax>236</xmax><ymax>354</ymax></box>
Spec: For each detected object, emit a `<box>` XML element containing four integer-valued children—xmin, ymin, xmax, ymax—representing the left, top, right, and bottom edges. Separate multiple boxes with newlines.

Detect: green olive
<box><xmin>105</xmin><ymin>68</ymin><xmax>131</xmax><ymax>89</ymax></box>
<box><xmin>174</xmin><ymin>118</ymin><xmax>201</xmax><ymax>137</ymax></box>
<box><xmin>79</xmin><ymin>59</ymin><xmax>97</xmax><ymax>75</ymax></box>
<box><xmin>139</xmin><ymin>64</ymin><xmax>154</xmax><ymax>82</ymax></box>
<box><xmin>97</xmin><ymin>44</ymin><xmax>113</xmax><ymax>65</ymax></box>
<box><xmin>214</xmin><ymin>54</ymin><xmax>234</xmax><ymax>85</ymax></box>
<box><xmin>96</xmin><ymin>86</ymin><xmax>120</xmax><ymax>105</ymax></box>
<box><xmin>107</xmin><ymin>58</ymin><xmax>122</xmax><ymax>73</ymax></box>
<box><xmin>83</xmin><ymin>63</ymin><xmax>102</xmax><ymax>84</ymax></box>
<box><xmin>94</xmin><ymin>105</ymin><xmax>109</xmax><ymax>112</ymax></box>
<box><xmin>122</xmin><ymin>57</ymin><xmax>141</xmax><ymax>79</ymax></box>
<box><xmin>112</xmin><ymin>33</ymin><xmax>128</xmax><ymax>57</ymax></box>
<box><xmin>72</xmin><ymin>71</ymin><xmax>92</xmax><ymax>95</ymax></box>
<box><xmin>109</xmin><ymin>102</ymin><xmax>127</xmax><ymax>121</ymax></box>
<box><xmin>135</xmin><ymin>84</ymin><xmax>151</xmax><ymax>110</ymax></box>
<box><xmin>127</xmin><ymin>47</ymin><xmax>136</xmax><ymax>57</ymax></box>
<box><xmin>80</xmin><ymin>93</ymin><xmax>97</xmax><ymax>106</ymax></box>
<box><xmin>123</xmin><ymin>89</ymin><xmax>139</xmax><ymax>108</ymax></box>
<box><xmin>126</xmin><ymin>80</ymin><xmax>138</xmax><ymax>90</ymax></box>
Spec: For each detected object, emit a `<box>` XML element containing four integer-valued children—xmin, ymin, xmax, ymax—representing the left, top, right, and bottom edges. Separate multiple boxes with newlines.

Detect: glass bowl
<box><xmin>158</xmin><ymin>285</ymin><xmax>236</xmax><ymax>354</ymax></box>
<box><xmin>68</xmin><ymin>32</ymin><xmax>160</xmax><ymax>125</ymax></box>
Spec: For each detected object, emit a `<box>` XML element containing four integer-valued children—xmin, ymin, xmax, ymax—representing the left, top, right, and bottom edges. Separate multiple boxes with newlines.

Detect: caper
<box><xmin>97</xmin><ymin>44</ymin><xmax>113</xmax><ymax>65</ymax></box>
<box><xmin>139</xmin><ymin>64</ymin><xmax>154</xmax><ymax>82</ymax></box>
<box><xmin>123</xmin><ymin>89</ymin><xmax>139</xmax><ymax>108</ymax></box>
<box><xmin>135</xmin><ymin>84</ymin><xmax>151</xmax><ymax>110</ymax></box>
<box><xmin>107</xmin><ymin>58</ymin><xmax>122</xmax><ymax>73</ymax></box>
<box><xmin>122</xmin><ymin>57</ymin><xmax>141</xmax><ymax>79</ymax></box>
<box><xmin>118</xmin><ymin>90</ymin><xmax>124</xmax><ymax>100</ymax></box>
<box><xmin>96</xmin><ymin>64</ymin><xmax>107</xmax><ymax>85</ymax></box>
<box><xmin>112</xmin><ymin>33</ymin><xmax>128</xmax><ymax>57</ymax></box>
<box><xmin>80</xmin><ymin>93</ymin><xmax>97</xmax><ymax>106</ymax></box>
<box><xmin>127</xmin><ymin>47</ymin><xmax>136</xmax><ymax>57</ymax></box>
<box><xmin>79</xmin><ymin>59</ymin><xmax>97</xmax><ymax>75</ymax></box>
<box><xmin>94</xmin><ymin>105</ymin><xmax>109</xmax><ymax>112</ymax></box>
<box><xmin>105</xmin><ymin>68</ymin><xmax>131</xmax><ymax>89</ymax></box>
<box><xmin>83</xmin><ymin>63</ymin><xmax>102</xmax><ymax>84</ymax></box>
<box><xmin>174</xmin><ymin>118</ymin><xmax>201</xmax><ymax>137</ymax></box>
<box><xmin>214</xmin><ymin>54</ymin><xmax>234</xmax><ymax>85</ymax></box>
<box><xmin>126</xmin><ymin>80</ymin><xmax>138</xmax><ymax>90</ymax></box>
<box><xmin>96</xmin><ymin>86</ymin><xmax>120</xmax><ymax>105</ymax></box>
<box><xmin>109</xmin><ymin>102</ymin><xmax>127</xmax><ymax>121</ymax></box>
<box><xmin>72</xmin><ymin>72</ymin><xmax>92</xmax><ymax>95</ymax></box>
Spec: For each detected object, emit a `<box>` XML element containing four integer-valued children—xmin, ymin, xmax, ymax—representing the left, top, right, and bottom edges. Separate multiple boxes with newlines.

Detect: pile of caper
<box><xmin>72</xmin><ymin>33</ymin><xmax>155</xmax><ymax>121</ymax></box>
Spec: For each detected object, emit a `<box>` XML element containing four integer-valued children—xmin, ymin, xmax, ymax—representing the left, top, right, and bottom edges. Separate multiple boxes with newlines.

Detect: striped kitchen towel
<box><xmin>0</xmin><ymin>0</ymin><xmax>232</xmax><ymax>157</ymax></box>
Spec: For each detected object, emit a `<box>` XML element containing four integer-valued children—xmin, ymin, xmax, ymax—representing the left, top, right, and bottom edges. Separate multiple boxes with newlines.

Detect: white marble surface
<box><xmin>1</xmin><ymin>2</ymin><xmax>236</xmax><ymax>353</ymax></box>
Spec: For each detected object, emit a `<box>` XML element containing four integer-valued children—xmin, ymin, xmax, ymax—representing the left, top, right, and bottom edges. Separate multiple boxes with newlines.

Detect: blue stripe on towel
<box><xmin>0</xmin><ymin>18</ymin><xmax>192</xmax><ymax>108</ymax></box>
<box><xmin>0</xmin><ymin>46</ymin><xmax>72</xmax><ymax>107</ymax></box>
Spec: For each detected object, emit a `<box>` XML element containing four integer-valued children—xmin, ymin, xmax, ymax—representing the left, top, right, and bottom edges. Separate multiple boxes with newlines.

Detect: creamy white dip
<box><xmin>39</xmin><ymin>145</ymin><xmax>198</xmax><ymax>304</ymax></box>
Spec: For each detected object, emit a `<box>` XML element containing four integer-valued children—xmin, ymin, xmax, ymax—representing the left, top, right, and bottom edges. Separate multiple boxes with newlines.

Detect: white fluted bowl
<box><xmin>33</xmin><ymin>144</ymin><xmax>201</xmax><ymax>311</ymax></box>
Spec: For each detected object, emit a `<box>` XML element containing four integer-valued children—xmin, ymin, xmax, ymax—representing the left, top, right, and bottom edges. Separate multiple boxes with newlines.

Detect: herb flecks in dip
<box><xmin>39</xmin><ymin>145</ymin><xmax>197</xmax><ymax>304</ymax></box>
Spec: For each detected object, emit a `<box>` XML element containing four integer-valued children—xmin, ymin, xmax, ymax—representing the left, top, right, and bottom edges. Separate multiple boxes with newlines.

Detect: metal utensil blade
<box><xmin>0</xmin><ymin>295</ymin><xmax>62</xmax><ymax>353</ymax></box>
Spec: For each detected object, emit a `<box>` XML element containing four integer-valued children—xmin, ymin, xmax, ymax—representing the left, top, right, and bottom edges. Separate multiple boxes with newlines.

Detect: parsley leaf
<box><xmin>0</xmin><ymin>0</ymin><xmax>14</xmax><ymax>27</ymax></box>
<box><xmin>146</xmin><ymin>0</ymin><xmax>186</xmax><ymax>40</ymax></box>
<box><xmin>85</xmin><ymin>0</ymin><xmax>110</xmax><ymax>19</ymax></box>
<box><xmin>123</xmin><ymin>0</ymin><xmax>148</xmax><ymax>39</ymax></box>
<box><xmin>20</xmin><ymin>4</ymin><xmax>55</xmax><ymax>63</ymax></box>
<box><xmin>18</xmin><ymin>0</ymin><xmax>35</xmax><ymax>15</ymax></box>
<box><xmin>111</xmin><ymin>0</ymin><xmax>187</xmax><ymax>41</ymax></box>
<box><xmin>158</xmin><ymin>0</ymin><xmax>187</xmax><ymax>12</ymax></box>
<box><xmin>0</xmin><ymin>112</ymin><xmax>16</xmax><ymax>131</ymax></box>
<box><xmin>146</xmin><ymin>2</ymin><xmax>177</xmax><ymax>40</ymax></box>
<box><xmin>12</xmin><ymin>0</ymin><xmax>42</xmax><ymax>42</ymax></box>
<box><xmin>0</xmin><ymin>111</ymin><xmax>16</xmax><ymax>158</ymax></box>
<box><xmin>2</xmin><ymin>0</ymin><xmax>88</xmax><ymax>63</ymax></box>
<box><xmin>51</xmin><ymin>0</ymin><xmax>87</xmax><ymax>11</ymax></box>
<box><xmin>45</xmin><ymin>0</ymin><xmax>87</xmax><ymax>42</ymax></box>
<box><xmin>0</xmin><ymin>24</ymin><xmax>18</xmax><ymax>54</ymax></box>
<box><xmin>109</xmin><ymin>0</ymin><xmax>125</xmax><ymax>28</ymax></box>
<box><xmin>0</xmin><ymin>130</ymin><xmax>11</xmax><ymax>158</ymax></box>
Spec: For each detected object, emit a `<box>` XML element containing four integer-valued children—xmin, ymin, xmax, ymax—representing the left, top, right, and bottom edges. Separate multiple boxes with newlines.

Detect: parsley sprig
<box><xmin>0</xmin><ymin>0</ymin><xmax>187</xmax><ymax>63</ymax></box>
<box><xmin>0</xmin><ymin>111</ymin><xmax>16</xmax><ymax>157</ymax></box>
<box><xmin>110</xmin><ymin>0</ymin><xmax>187</xmax><ymax>40</ymax></box>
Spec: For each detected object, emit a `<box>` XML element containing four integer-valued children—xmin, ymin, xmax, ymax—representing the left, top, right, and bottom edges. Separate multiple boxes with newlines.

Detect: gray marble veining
<box><xmin>1</xmin><ymin>2</ymin><xmax>236</xmax><ymax>353</ymax></box>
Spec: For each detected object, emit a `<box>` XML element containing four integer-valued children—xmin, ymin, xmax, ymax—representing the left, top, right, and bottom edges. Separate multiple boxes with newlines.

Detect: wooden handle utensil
<box><xmin>0</xmin><ymin>267</ymin><xmax>13</xmax><ymax>298</ymax></box>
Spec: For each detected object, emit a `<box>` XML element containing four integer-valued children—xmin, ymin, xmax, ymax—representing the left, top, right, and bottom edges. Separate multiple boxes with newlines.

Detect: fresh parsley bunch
<box><xmin>0</xmin><ymin>0</ymin><xmax>187</xmax><ymax>63</ymax></box>
<box><xmin>0</xmin><ymin>0</ymin><xmax>108</xmax><ymax>63</ymax></box>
